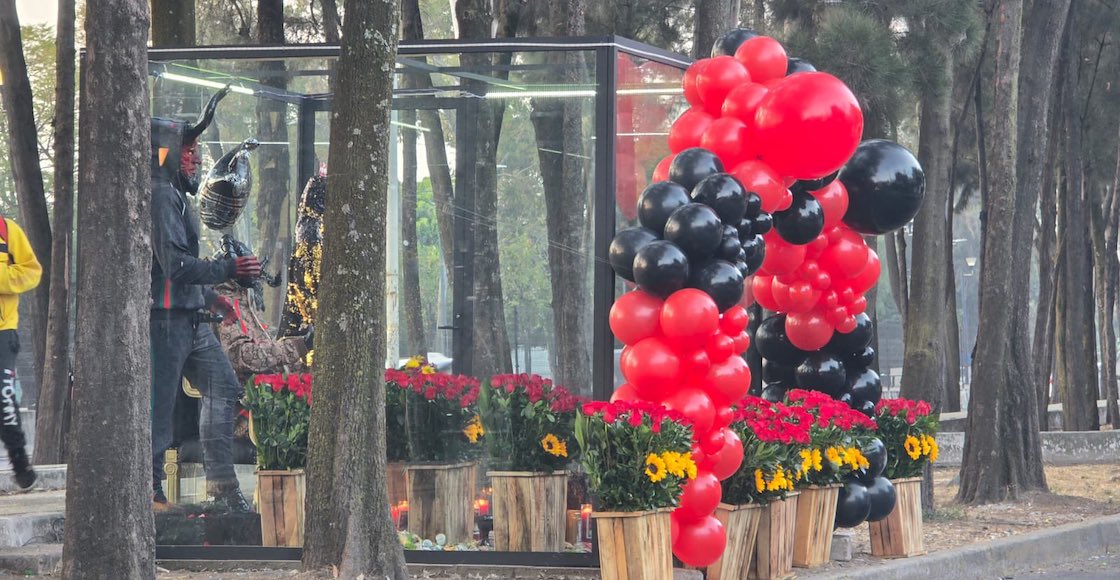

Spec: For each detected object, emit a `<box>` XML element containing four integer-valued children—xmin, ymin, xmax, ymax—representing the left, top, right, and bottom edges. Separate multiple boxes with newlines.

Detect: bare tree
<box><xmin>62</xmin><ymin>0</ymin><xmax>154</xmax><ymax>576</ymax></box>
<box><xmin>302</xmin><ymin>0</ymin><xmax>408</xmax><ymax>576</ymax></box>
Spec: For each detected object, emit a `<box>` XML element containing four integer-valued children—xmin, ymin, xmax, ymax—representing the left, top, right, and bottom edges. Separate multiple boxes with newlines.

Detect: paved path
<box><xmin>1013</xmin><ymin>552</ymin><xmax>1120</xmax><ymax>579</ymax></box>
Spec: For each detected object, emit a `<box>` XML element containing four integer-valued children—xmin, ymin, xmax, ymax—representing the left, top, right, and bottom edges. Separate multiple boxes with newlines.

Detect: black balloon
<box><xmin>835</xmin><ymin>481</ymin><xmax>872</xmax><ymax>529</ymax></box>
<box><xmin>848</xmin><ymin>368</ymin><xmax>883</xmax><ymax>406</ymax></box>
<box><xmin>839</xmin><ymin>140</ymin><xmax>926</xmax><ymax>235</ymax></box>
<box><xmin>826</xmin><ymin>313</ymin><xmax>873</xmax><ymax>356</ymax></box>
<box><xmin>774</xmin><ymin>191</ymin><xmax>825</xmax><ymax>245</ymax></box>
<box><xmin>737</xmin><ymin>217</ymin><xmax>754</xmax><ymax>239</ymax></box>
<box><xmin>633</xmin><ymin>240</ymin><xmax>690</xmax><ymax>298</ymax></box>
<box><xmin>786</xmin><ymin>57</ymin><xmax>817</xmax><ymax>75</ymax></box>
<box><xmin>858</xmin><ymin>438</ymin><xmax>888</xmax><ymax>484</ymax></box>
<box><xmin>756</xmin><ymin>314</ymin><xmax>808</xmax><ymax>365</ymax></box>
<box><xmin>665</xmin><ymin>204</ymin><xmax>723</xmax><ymax>261</ymax></box>
<box><xmin>638</xmin><ymin>181</ymin><xmax>692</xmax><ymax>235</ymax></box>
<box><xmin>692</xmin><ymin>173</ymin><xmax>748</xmax><ymax>224</ymax></box>
<box><xmin>856</xmin><ymin>399</ymin><xmax>876</xmax><ymax>417</ymax></box>
<box><xmin>845</xmin><ymin>346</ymin><xmax>876</xmax><ymax>368</ymax></box>
<box><xmin>670</xmin><ymin>148</ymin><xmax>725</xmax><ymax>191</ymax></box>
<box><xmin>745</xmin><ymin>191</ymin><xmax>763</xmax><ymax>219</ymax></box>
<box><xmin>790</xmin><ymin>170</ymin><xmax>839</xmax><ymax>196</ymax></box>
<box><xmin>608</xmin><ymin>227</ymin><xmax>658</xmax><ymax>282</ymax></box>
<box><xmin>712</xmin><ymin>28</ymin><xmax>758</xmax><ymax>57</ymax></box>
<box><xmin>762</xmin><ymin>358</ymin><xmax>797</xmax><ymax>385</ymax></box>
<box><xmin>753</xmin><ymin>212</ymin><xmax>774</xmax><ymax>235</ymax></box>
<box><xmin>689</xmin><ymin>259</ymin><xmax>744</xmax><ymax>312</ymax></box>
<box><xmin>740</xmin><ymin>234</ymin><xmax>763</xmax><ymax>259</ymax></box>
<box><xmin>761</xmin><ymin>383</ymin><xmax>788</xmax><ymax>403</ymax></box>
<box><xmin>838</xmin><ymin>392</ymin><xmax>855</xmax><ymax>406</ymax></box>
<box><xmin>717</xmin><ymin>226</ymin><xmax>742</xmax><ymax>261</ymax></box>
<box><xmin>743</xmin><ymin>243</ymin><xmax>766</xmax><ymax>276</ymax></box>
<box><xmin>795</xmin><ymin>352</ymin><xmax>848</xmax><ymax>397</ymax></box>
<box><xmin>864</xmin><ymin>477</ymin><xmax>898</xmax><ymax>523</ymax></box>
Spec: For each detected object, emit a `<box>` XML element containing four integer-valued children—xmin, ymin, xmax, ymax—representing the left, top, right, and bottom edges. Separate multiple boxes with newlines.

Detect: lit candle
<box><xmin>580</xmin><ymin>504</ymin><xmax>592</xmax><ymax>541</ymax></box>
<box><xmin>478</xmin><ymin>498</ymin><xmax>490</xmax><ymax>517</ymax></box>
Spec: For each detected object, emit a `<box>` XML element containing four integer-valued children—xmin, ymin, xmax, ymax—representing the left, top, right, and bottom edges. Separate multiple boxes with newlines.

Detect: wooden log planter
<box><xmin>488</xmin><ymin>471</ymin><xmax>567</xmax><ymax>552</ymax></box>
<box><xmin>793</xmin><ymin>484</ymin><xmax>842</xmax><ymax>568</ymax></box>
<box><xmin>706</xmin><ymin>503</ymin><xmax>763</xmax><ymax>580</ymax></box>
<box><xmin>387</xmin><ymin>462</ymin><xmax>409</xmax><ymax>507</ymax></box>
<box><xmin>593</xmin><ymin>509</ymin><xmax>673</xmax><ymax>580</ymax></box>
<box><xmin>869</xmin><ymin>477</ymin><xmax>926</xmax><ymax>558</ymax></box>
<box><xmin>406</xmin><ymin>461</ymin><xmax>478</xmax><ymax>544</ymax></box>
<box><xmin>750</xmin><ymin>493</ymin><xmax>798</xmax><ymax>580</ymax></box>
<box><xmin>257</xmin><ymin>469</ymin><xmax>306</xmax><ymax>548</ymax></box>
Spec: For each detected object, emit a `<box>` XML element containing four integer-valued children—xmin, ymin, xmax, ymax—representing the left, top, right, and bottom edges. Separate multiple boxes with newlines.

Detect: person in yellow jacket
<box><xmin>0</xmin><ymin>216</ymin><xmax>42</xmax><ymax>490</ymax></box>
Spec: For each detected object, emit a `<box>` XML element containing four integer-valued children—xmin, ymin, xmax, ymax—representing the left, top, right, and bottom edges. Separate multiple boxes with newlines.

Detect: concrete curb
<box><xmin>0</xmin><ymin>512</ymin><xmax>64</xmax><ymax>549</ymax></box>
<box><xmin>935</xmin><ymin>431</ymin><xmax>1120</xmax><ymax>467</ymax></box>
<box><xmin>157</xmin><ymin>562</ymin><xmax>703</xmax><ymax>579</ymax></box>
<box><xmin>0</xmin><ymin>465</ymin><xmax>66</xmax><ymax>494</ymax></box>
<box><xmin>0</xmin><ymin>544</ymin><xmax>61</xmax><ymax>575</ymax></box>
<box><xmin>805</xmin><ymin>512</ymin><xmax>1120</xmax><ymax>580</ymax></box>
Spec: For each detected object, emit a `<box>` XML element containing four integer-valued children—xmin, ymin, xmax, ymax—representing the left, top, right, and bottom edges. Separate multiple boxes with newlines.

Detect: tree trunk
<box><xmin>400</xmin><ymin>107</ymin><xmax>427</xmax><ymax>356</ymax></box>
<box><xmin>1090</xmin><ymin>189</ymin><xmax>1116</xmax><ymax>429</ymax></box>
<box><xmin>1033</xmin><ymin>155</ymin><xmax>1060</xmax><ymax>429</ymax></box>
<box><xmin>321</xmin><ymin>0</ymin><xmax>341</xmax><ymax>43</ymax></box>
<box><xmin>693</xmin><ymin>0</ymin><xmax>733</xmax><ymax>59</ymax></box>
<box><xmin>958</xmin><ymin>0</ymin><xmax>1048</xmax><ymax>504</ymax></box>
<box><xmin>884</xmin><ymin>230</ymin><xmax>908</xmax><ymax>326</ymax></box>
<box><xmin>302</xmin><ymin>0</ymin><xmax>408</xmax><ymax>576</ymax></box>
<box><xmin>62</xmin><ymin>0</ymin><xmax>154</xmax><ymax>576</ymax></box>
<box><xmin>1106</xmin><ymin>108</ymin><xmax>1120</xmax><ymax>429</ymax></box>
<box><xmin>752</xmin><ymin>0</ymin><xmax>766</xmax><ymax>32</ymax></box>
<box><xmin>0</xmin><ymin>0</ymin><xmax>53</xmax><ymax>403</ymax></box>
<box><xmin>33</xmin><ymin>0</ymin><xmax>77</xmax><ymax>466</ymax></box>
<box><xmin>151</xmin><ymin>0</ymin><xmax>195</xmax><ymax>46</ymax></box>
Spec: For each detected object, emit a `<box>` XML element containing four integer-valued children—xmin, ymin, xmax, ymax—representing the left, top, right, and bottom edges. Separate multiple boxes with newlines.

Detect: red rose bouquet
<box><xmin>479</xmin><ymin>373</ymin><xmax>586</xmax><ymax>472</ymax></box>
<box><xmin>722</xmin><ymin>396</ymin><xmax>811</xmax><ymax>505</ymax></box>
<box><xmin>242</xmin><ymin>373</ymin><xmax>313</xmax><ymax>470</ymax></box>
<box><xmin>875</xmin><ymin>398</ymin><xmax>939</xmax><ymax>478</ymax></box>
<box><xmin>385</xmin><ymin>355</ymin><xmax>482</xmax><ymax>463</ymax></box>
<box><xmin>787</xmin><ymin>389</ymin><xmax>877</xmax><ymax>486</ymax></box>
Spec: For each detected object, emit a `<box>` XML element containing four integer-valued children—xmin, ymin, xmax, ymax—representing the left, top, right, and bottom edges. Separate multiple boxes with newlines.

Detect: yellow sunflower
<box><xmin>645</xmin><ymin>453</ymin><xmax>668</xmax><ymax>483</ymax></box>
<box><xmin>927</xmin><ymin>437</ymin><xmax>940</xmax><ymax>463</ymax></box>
<box><xmin>682</xmin><ymin>453</ymin><xmax>698</xmax><ymax>480</ymax></box>
<box><xmin>661</xmin><ymin>451</ymin><xmax>685</xmax><ymax>478</ymax></box>
<box><xmin>810</xmin><ymin>448</ymin><xmax>823</xmax><ymax>471</ymax></box>
<box><xmin>825</xmin><ymin>446</ymin><xmax>842</xmax><ymax>466</ymax></box>
<box><xmin>463</xmin><ymin>415</ymin><xmax>485</xmax><ymax>444</ymax></box>
<box><xmin>904</xmin><ymin>435</ymin><xmax>921</xmax><ymax>460</ymax></box>
<box><xmin>754</xmin><ymin>469</ymin><xmax>766</xmax><ymax>493</ymax></box>
<box><xmin>541</xmin><ymin>434</ymin><xmax>568</xmax><ymax>457</ymax></box>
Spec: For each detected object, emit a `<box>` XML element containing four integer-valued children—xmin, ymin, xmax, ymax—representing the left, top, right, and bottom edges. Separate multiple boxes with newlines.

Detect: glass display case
<box><xmin>134</xmin><ymin>37</ymin><xmax>688</xmax><ymax>564</ymax></box>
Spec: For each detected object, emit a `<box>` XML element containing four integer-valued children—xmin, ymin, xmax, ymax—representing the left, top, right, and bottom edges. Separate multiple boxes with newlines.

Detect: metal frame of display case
<box><xmin>112</xmin><ymin>36</ymin><xmax>691</xmax><ymax>564</ymax></box>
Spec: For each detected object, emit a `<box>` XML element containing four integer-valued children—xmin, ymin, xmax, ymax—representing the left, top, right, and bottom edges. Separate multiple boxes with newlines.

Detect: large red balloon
<box><xmin>734</xmin><ymin>36</ymin><xmax>788</xmax><ymax>83</ymax></box>
<box><xmin>721</xmin><ymin>82</ymin><xmax>770</xmax><ymax>126</ymax></box>
<box><xmin>848</xmin><ymin>249</ymin><xmax>881</xmax><ymax>294</ymax></box>
<box><xmin>668</xmin><ymin>108</ymin><xmax>714</xmax><ymax>153</ymax></box>
<box><xmin>786</xmin><ymin>311</ymin><xmax>834</xmax><ymax>351</ymax></box>
<box><xmin>682</xmin><ymin>59</ymin><xmax>712</xmax><ymax>107</ymax></box>
<box><xmin>704</xmin><ymin>356</ymin><xmax>751</xmax><ymax>405</ymax></box>
<box><xmin>752</xmin><ymin>72</ymin><xmax>864</xmax><ymax>180</ymax></box>
<box><xmin>770</xmin><ymin>277</ymin><xmax>794</xmax><ymax>311</ymax></box>
<box><xmin>709</xmin><ymin>429</ymin><xmax>744</xmax><ymax>480</ymax></box>
<box><xmin>811</xmin><ymin>180</ymin><xmax>851</xmax><ymax>230</ymax></box>
<box><xmin>682</xmin><ymin>348</ymin><xmax>713</xmax><ymax>383</ymax></box>
<box><xmin>720</xmin><ymin>306</ymin><xmax>750</xmax><ymax>336</ymax></box>
<box><xmin>610</xmin><ymin>291</ymin><xmax>664</xmax><ymax>346</ymax></box>
<box><xmin>663</xmin><ymin>387</ymin><xmax>716</xmax><ymax>435</ymax></box>
<box><xmin>620</xmin><ymin>336</ymin><xmax>681</xmax><ymax>401</ymax></box>
<box><xmin>701</xmin><ymin>117</ymin><xmax>750</xmax><ymax>167</ymax></box>
<box><xmin>652</xmin><ymin>154</ymin><xmax>675</xmax><ymax>182</ymax></box>
<box><xmin>820</xmin><ymin>228</ymin><xmax>871</xmax><ymax>278</ymax></box>
<box><xmin>731</xmin><ymin>160</ymin><xmax>792</xmax><ymax>213</ymax></box>
<box><xmin>699</xmin><ymin>428</ymin><xmax>726</xmax><ymax>455</ymax></box>
<box><xmin>696</xmin><ymin>56</ymin><xmax>752</xmax><ymax>115</ymax></box>
<box><xmin>712</xmin><ymin>406</ymin><xmax>735</xmax><ymax>430</ymax></box>
<box><xmin>661</xmin><ymin>289</ymin><xmax>720</xmax><ymax>340</ymax></box>
<box><xmin>706</xmin><ymin>333</ymin><xmax>735</xmax><ymax>363</ymax></box>
<box><xmin>674</xmin><ymin>515</ymin><xmax>727</xmax><ymax>568</ymax></box>
<box><xmin>760</xmin><ymin>231</ymin><xmax>807</xmax><ymax>276</ymax></box>
<box><xmin>676</xmin><ymin>472</ymin><xmax>722</xmax><ymax>522</ymax></box>
<box><xmin>610</xmin><ymin>383</ymin><xmax>642</xmax><ymax>403</ymax></box>
<box><xmin>751</xmin><ymin>275</ymin><xmax>780</xmax><ymax>311</ymax></box>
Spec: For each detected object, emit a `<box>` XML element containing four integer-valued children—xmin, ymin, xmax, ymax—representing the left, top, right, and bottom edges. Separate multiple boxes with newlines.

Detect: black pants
<box><xmin>0</xmin><ymin>330</ymin><xmax>30</xmax><ymax>472</ymax></box>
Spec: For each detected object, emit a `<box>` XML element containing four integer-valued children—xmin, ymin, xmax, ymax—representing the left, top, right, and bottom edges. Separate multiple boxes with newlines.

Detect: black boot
<box><xmin>9</xmin><ymin>448</ymin><xmax>35</xmax><ymax>490</ymax></box>
<box><xmin>206</xmin><ymin>482</ymin><xmax>252</xmax><ymax>514</ymax></box>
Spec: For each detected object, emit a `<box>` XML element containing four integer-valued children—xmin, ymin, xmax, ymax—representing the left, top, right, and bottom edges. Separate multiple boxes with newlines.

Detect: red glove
<box><xmin>233</xmin><ymin>256</ymin><xmax>261</xmax><ymax>279</ymax></box>
<box><xmin>212</xmin><ymin>296</ymin><xmax>236</xmax><ymax>320</ymax></box>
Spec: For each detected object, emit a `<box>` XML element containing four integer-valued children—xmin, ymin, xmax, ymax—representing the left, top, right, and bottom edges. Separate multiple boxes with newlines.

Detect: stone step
<box><xmin>0</xmin><ymin>490</ymin><xmax>65</xmax><ymax>549</ymax></box>
<box><xmin>0</xmin><ymin>464</ymin><xmax>66</xmax><ymax>494</ymax></box>
<box><xmin>0</xmin><ymin>543</ymin><xmax>61</xmax><ymax>576</ymax></box>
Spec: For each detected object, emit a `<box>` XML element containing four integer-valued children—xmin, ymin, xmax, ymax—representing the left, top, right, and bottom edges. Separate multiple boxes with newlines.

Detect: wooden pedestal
<box><xmin>706</xmin><ymin>503</ymin><xmax>763</xmax><ymax>580</ymax></box>
<box><xmin>257</xmin><ymin>469</ymin><xmax>305</xmax><ymax>547</ymax></box>
<box><xmin>869</xmin><ymin>477</ymin><xmax>926</xmax><ymax>558</ymax></box>
<box><xmin>793</xmin><ymin>484</ymin><xmax>841</xmax><ymax>568</ymax></box>
<box><xmin>489</xmin><ymin>471</ymin><xmax>567</xmax><ymax>552</ymax></box>
<box><xmin>594</xmin><ymin>509</ymin><xmax>673</xmax><ymax>580</ymax></box>
<box><xmin>751</xmin><ymin>493</ymin><xmax>798</xmax><ymax>580</ymax></box>
<box><xmin>406</xmin><ymin>461</ymin><xmax>478</xmax><ymax>543</ymax></box>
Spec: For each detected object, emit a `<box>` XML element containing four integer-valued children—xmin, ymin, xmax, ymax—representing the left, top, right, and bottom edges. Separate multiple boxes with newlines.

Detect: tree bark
<box><xmin>321</xmin><ymin>0</ymin><xmax>341</xmax><ymax>43</ymax></box>
<box><xmin>400</xmin><ymin>107</ymin><xmax>427</xmax><ymax>356</ymax></box>
<box><xmin>1106</xmin><ymin>105</ymin><xmax>1120</xmax><ymax>429</ymax></box>
<box><xmin>693</xmin><ymin>0</ymin><xmax>733</xmax><ymax>59</ymax></box>
<box><xmin>1089</xmin><ymin>182</ymin><xmax>1116</xmax><ymax>429</ymax></box>
<box><xmin>302</xmin><ymin>0</ymin><xmax>408</xmax><ymax>576</ymax></box>
<box><xmin>34</xmin><ymin>0</ymin><xmax>77</xmax><ymax>466</ymax></box>
<box><xmin>0</xmin><ymin>0</ymin><xmax>53</xmax><ymax>402</ymax></box>
<box><xmin>958</xmin><ymin>0</ymin><xmax>1048</xmax><ymax>504</ymax></box>
<box><xmin>151</xmin><ymin>0</ymin><xmax>195</xmax><ymax>46</ymax></box>
<box><xmin>62</xmin><ymin>0</ymin><xmax>154</xmax><ymax>576</ymax></box>
<box><xmin>1032</xmin><ymin>130</ymin><xmax>1060</xmax><ymax>429</ymax></box>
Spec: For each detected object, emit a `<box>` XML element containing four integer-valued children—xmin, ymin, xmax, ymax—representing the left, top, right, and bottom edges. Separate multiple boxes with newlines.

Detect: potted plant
<box><xmin>784</xmin><ymin>389</ymin><xmax>878</xmax><ymax>567</ymax></box>
<box><xmin>385</xmin><ymin>358</ymin><xmax>483</xmax><ymax>544</ymax></box>
<box><xmin>242</xmin><ymin>373</ymin><xmax>312</xmax><ymax>547</ymax></box>
<box><xmin>479</xmin><ymin>373</ymin><xmax>584</xmax><ymax>551</ymax></box>
<box><xmin>575</xmin><ymin>400</ymin><xmax>697</xmax><ymax>580</ymax></box>
<box><xmin>708</xmin><ymin>397</ymin><xmax>810</xmax><ymax>580</ymax></box>
<box><xmin>868</xmin><ymin>397</ymin><xmax>939</xmax><ymax>558</ymax></box>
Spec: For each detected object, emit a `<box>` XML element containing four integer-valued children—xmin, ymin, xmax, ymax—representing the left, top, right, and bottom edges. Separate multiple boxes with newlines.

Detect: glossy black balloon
<box><xmin>735</xmin><ymin>260</ymin><xmax>749</xmax><ymax>277</ymax></box>
<box><xmin>762</xmin><ymin>358</ymin><xmax>797</xmax><ymax>384</ymax></box>
<box><xmin>848</xmin><ymin>367</ymin><xmax>883</xmax><ymax>406</ymax></box>
<box><xmin>717</xmin><ymin>226</ymin><xmax>742</xmax><ymax>261</ymax></box>
<box><xmin>826</xmin><ymin>313</ymin><xmax>873</xmax><ymax>356</ymax></box>
<box><xmin>756</xmin><ymin>314</ymin><xmax>808</xmax><ymax>365</ymax></box>
<box><xmin>838</xmin><ymin>392</ymin><xmax>855</xmax><ymax>407</ymax></box>
<box><xmin>712</xmin><ymin>28</ymin><xmax>758</xmax><ymax>57</ymax></box>
<box><xmin>856</xmin><ymin>399</ymin><xmax>876</xmax><ymax>417</ymax></box>
<box><xmin>664</xmin><ymin>204</ymin><xmax>723</xmax><ymax>261</ymax></box>
<box><xmin>786</xmin><ymin>57</ymin><xmax>817</xmax><ymax>75</ymax></box>
<box><xmin>839</xmin><ymin>140</ymin><xmax>926</xmax><ymax>235</ymax></box>
<box><xmin>864</xmin><ymin>477</ymin><xmax>898</xmax><ymax>523</ymax></box>
<box><xmin>743</xmin><ymin>243</ymin><xmax>766</xmax><ymax>276</ymax></box>
<box><xmin>737</xmin><ymin>217</ymin><xmax>754</xmax><ymax>239</ymax></box>
<box><xmin>790</xmin><ymin>170</ymin><xmax>839</xmax><ymax>196</ymax></box>
<box><xmin>638</xmin><ymin>181</ymin><xmax>692</xmax><ymax>235</ymax></box>
<box><xmin>774</xmin><ymin>191</ymin><xmax>825</xmax><ymax>245</ymax></box>
<box><xmin>745</xmin><ymin>191</ymin><xmax>763</xmax><ymax>218</ymax></box>
<box><xmin>753</xmin><ymin>212</ymin><xmax>774</xmax><ymax>235</ymax></box>
<box><xmin>761</xmin><ymin>383</ymin><xmax>788</xmax><ymax>403</ymax></box>
<box><xmin>633</xmin><ymin>240</ymin><xmax>691</xmax><ymax>299</ymax></box>
<box><xmin>858</xmin><ymin>438</ymin><xmax>888</xmax><ymax>484</ymax></box>
<box><xmin>835</xmin><ymin>481</ymin><xmax>872</xmax><ymax>529</ymax></box>
<box><xmin>845</xmin><ymin>346</ymin><xmax>876</xmax><ymax>368</ymax></box>
<box><xmin>795</xmin><ymin>352</ymin><xmax>848</xmax><ymax>396</ymax></box>
<box><xmin>689</xmin><ymin>259</ymin><xmax>744</xmax><ymax>312</ymax></box>
<box><xmin>741</xmin><ymin>234</ymin><xmax>763</xmax><ymax>259</ymax></box>
<box><xmin>608</xmin><ymin>227</ymin><xmax>659</xmax><ymax>282</ymax></box>
<box><xmin>692</xmin><ymin>173</ymin><xmax>748</xmax><ymax>224</ymax></box>
<box><xmin>670</xmin><ymin>148</ymin><xmax>725</xmax><ymax>192</ymax></box>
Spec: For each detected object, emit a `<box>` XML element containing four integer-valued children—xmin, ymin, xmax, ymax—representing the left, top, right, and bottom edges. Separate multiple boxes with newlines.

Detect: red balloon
<box><xmin>671</xmin><ymin>514</ymin><xmax>681</xmax><ymax>546</ymax></box>
<box><xmin>786</xmin><ymin>311</ymin><xmax>834</xmax><ymax>351</ymax></box>
<box><xmin>610</xmin><ymin>290</ymin><xmax>664</xmax><ymax>346</ymax></box>
<box><xmin>706</xmin><ymin>333</ymin><xmax>736</xmax><ymax>363</ymax></box>
<box><xmin>848</xmin><ymin>295</ymin><xmax>868</xmax><ymax>315</ymax></box>
<box><xmin>674</xmin><ymin>515</ymin><xmax>727</xmax><ymax>568</ymax></box>
<box><xmin>663</xmin><ymin>387</ymin><xmax>716</xmax><ymax>435</ymax></box>
<box><xmin>820</xmin><ymin>228</ymin><xmax>870</xmax><ymax>278</ymax></box>
<box><xmin>732</xmin><ymin>330</ymin><xmax>751</xmax><ymax>354</ymax></box>
<box><xmin>752</xmin><ymin>72</ymin><xmax>864</xmax><ymax>180</ymax></box>
<box><xmin>701</xmin><ymin>117</ymin><xmax>751</xmax><ymax>167</ymax></box>
<box><xmin>720</xmin><ymin>306</ymin><xmax>750</xmax><ymax>336</ymax></box>
<box><xmin>691</xmin><ymin>443</ymin><xmax>711</xmax><ymax>471</ymax></box>
<box><xmin>731</xmin><ymin>160</ymin><xmax>791</xmax><ymax>214</ymax></box>
<box><xmin>836</xmin><ymin>315</ymin><xmax>858</xmax><ymax>333</ymax></box>
<box><xmin>760</xmin><ymin>231</ymin><xmax>807</xmax><ymax>276</ymax></box>
<box><xmin>682</xmin><ymin>59</ymin><xmax>712</xmax><ymax>107</ymax></box>
<box><xmin>734</xmin><ymin>36</ymin><xmax>789</xmax><ymax>83</ymax></box>
<box><xmin>826</xmin><ymin>305</ymin><xmax>849</xmax><ymax>326</ymax></box>
<box><xmin>811</xmin><ymin>180</ymin><xmax>851</xmax><ymax>230</ymax></box>
<box><xmin>751</xmin><ymin>275</ymin><xmax>780</xmax><ymax>311</ymax></box>
<box><xmin>669</xmin><ymin>108</ymin><xmax>714</xmax><ymax>153</ymax></box>
<box><xmin>840</xmin><ymin>287</ymin><xmax>856</xmax><ymax>304</ymax></box>
<box><xmin>676</xmin><ymin>472</ymin><xmax>722</xmax><ymax>522</ymax></box>
<box><xmin>700</xmin><ymin>428</ymin><xmax>726</xmax><ymax>455</ymax></box>
<box><xmin>709</xmin><ymin>429</ymin><xmax>744</xmax><ymax>480</ymax></box>
<box><xmin>652</xmin><ymin>154</ymin><xmax>675</xmax><ymax>182</ymax></box>
<box><xmin>682</xmin><ymin>348</ymin><xmax>713</xmax><ymax>382</ymax></box>
<box><xmin>610</xmin><ymin>383</ymin><xmax>642</xmax><ymax>403</ymax></box>
<box><xmin>807</xmin><ymin>234</ymin><xmax>830</xmax><ymax>258</ymax></box>
<box><xmin>722</xmin><ymin>82</ymin><xmax>770</xmax><ymax>127</ymax></box>
<box><xmin>787</xmin><ymin>280</ymin><xmax>819</xmax><ymax>313</ymax></box>
<box><xmin>620</xmin><ymin>336</ymin><xmax>681</xmax><ymax>401</ymax></box>
<box><xmin>770</xmin><ymin>277</ymin><xmax>793</xmax><ymax>311</ymax></box>
<box><xmin>697</xmin><ymin>56</ymin><xmax>752</xmax><ymax>115</ymax></box>
<box><xmin>822</xmin><ymin>290</ymin><xmax>840</xmax><ymax>310</ymax></box>
<box><xmin>849</xmin><ymin>249</ymin><xmax>881</xmax><ymax>294</ymax></box>
<box><xmin>662</xmin><ymin>289</ymin><xmax>720</xmax><ymax>340</ymax></box>
<box><xmin>704</xmin><ymin>356</ymin><xmax>750</xmax><ymax>404</ymax></box>
<box><xmin>713</xmin><ymin>406</ymin><xmax>735</xmax><ymax>430</ymax></box>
